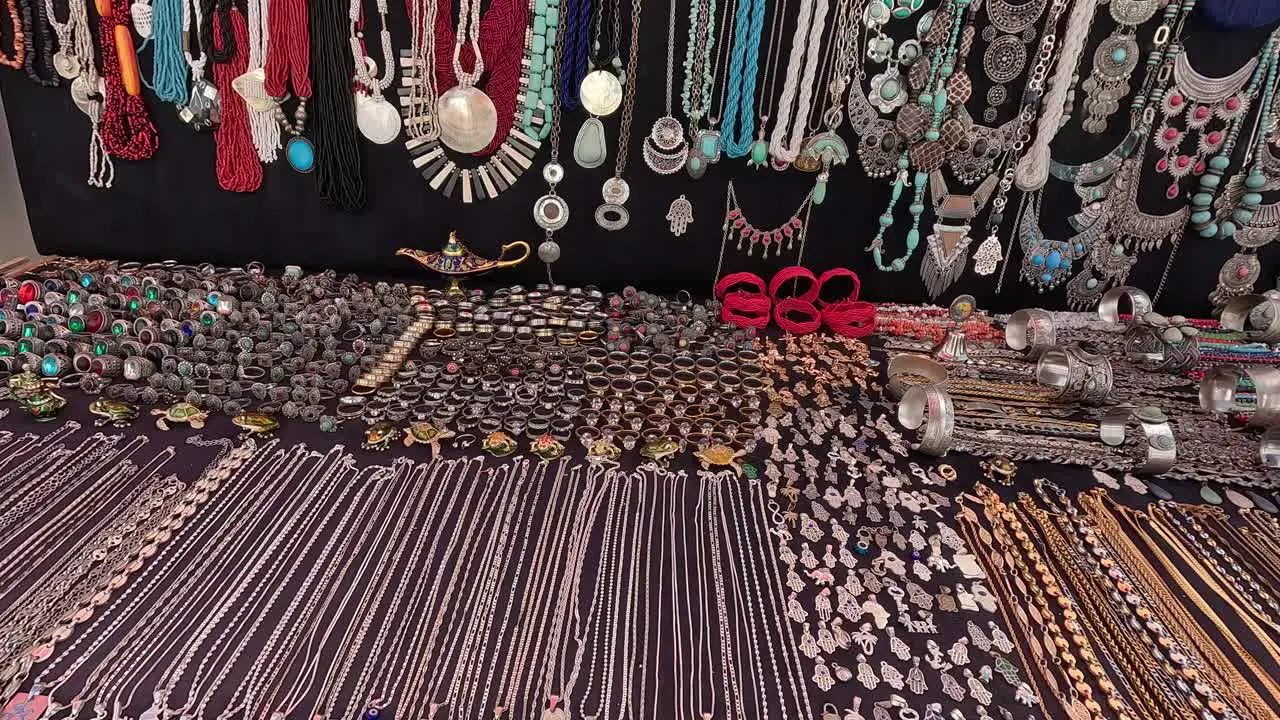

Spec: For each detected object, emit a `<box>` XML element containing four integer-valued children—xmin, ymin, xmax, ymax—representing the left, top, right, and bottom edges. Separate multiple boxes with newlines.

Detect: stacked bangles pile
<box><xmin>714</xmin><ymin>267</ymin><xmax>875</xmax><ymax>337</ymax></box>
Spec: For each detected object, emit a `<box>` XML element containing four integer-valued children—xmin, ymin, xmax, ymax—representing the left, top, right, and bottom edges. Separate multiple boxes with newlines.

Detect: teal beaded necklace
<box><xmin>1189</xmin><ymin>30</ymin><xmax>1280</xmax><ymax>240</ymax></box>
<box><xmin>868</xmin><ymin>0</ymin><xmax>969</xmax><ymax>272</ymax></box>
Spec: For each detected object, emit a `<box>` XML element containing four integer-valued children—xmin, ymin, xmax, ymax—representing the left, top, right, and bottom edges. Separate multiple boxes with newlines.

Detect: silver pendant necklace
<box><xmin>594</xmin><ymin>0</ymin><xmax>643</xmax><ymax>231</ymax></box>
<box><xmin>642</xmin><ymin>0</ymin><xmax>688</xmax><ymax>175</ymax></box>
<box><xmin>919</xmin><ymin>171</ymin><xmax>997</xmax><ymax>299</ymax></box>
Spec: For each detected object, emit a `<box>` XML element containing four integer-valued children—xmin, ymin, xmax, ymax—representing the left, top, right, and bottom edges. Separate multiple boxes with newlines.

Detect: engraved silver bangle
<box><xmin>1099</xmin><ymin>405</ymin><xmax>1176</xmax><ymax>474</ymax></box>
<box><xmin>897</xmin><ymin>384</ymin><xmax>954</xmax><ymax>456</ymax></box>
<box><xmin>1220</xmin><ymin>292</ymin><xmax>1280</xmax><ymax>344</ymax></box>
<box><xmin>1097</xmin><ymin>286</ymin><xmax>1152</xmax><ymax>327</ymax></box>
<box><xmin>1035</xmin><ymin>345</ymin><xmax>1113</xmax><ymax>405</ymax></box>
<box><xmin>1005</xmin><ymin>308</ymin><xmax>1056</xmax><ymax>357</ymax></box>
<box><xmin>886</xmin><ymin>354</ymin><xmax>948</xmax><ymax>400</ymax></box>
<box><xmin>1200</xmin><ymin>364</ymin><xmax>1280</xmax><ymax>427</ymax></box>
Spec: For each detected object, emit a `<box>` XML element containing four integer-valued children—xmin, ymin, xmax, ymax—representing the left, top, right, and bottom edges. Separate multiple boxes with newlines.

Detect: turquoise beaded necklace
<box><xmin>1189</xmin><ymin>30</ymin><xmax>1280</xmax><ymax>240</ymax></box>
<box><xmin>719</xmin><ymin>0</ymin><xmax>766</xmax><ymax>158</ymax></box>
<box><xmin>868</xmin><ymin>0</ymin><xmax>970</xmax><ymax>272</ymax></box>
<box><xmin>523</xmin><ymin>0</ymin><xmax>562</xmax><ymax>140</ymax></box>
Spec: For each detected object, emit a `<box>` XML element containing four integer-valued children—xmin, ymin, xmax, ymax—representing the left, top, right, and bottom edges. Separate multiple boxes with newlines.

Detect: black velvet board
<box><xmin>1</xmin><ymin>2</ymin><xmax>1278</xmax><ymax>315</ymax></box>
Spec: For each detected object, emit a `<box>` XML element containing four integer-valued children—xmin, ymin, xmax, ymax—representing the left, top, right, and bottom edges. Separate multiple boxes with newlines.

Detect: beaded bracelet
<box><xmin>815</xmin><ymin>268</ymin><xmax>861</xmax><ymax>306</ymax></box>
<box><xmin>822</xmin><ymin>300</ymin><xmax>877</xmax><ymax>338</ymax></box>
<box><xmin>768</xmin><ymin>266</ymin><xmax>819</xmax><ymax>303</ymax></box>
<box><xmin>773</xmin><ymin>298</ymin><xmax>822</xmax><ymax>335</ymax></box>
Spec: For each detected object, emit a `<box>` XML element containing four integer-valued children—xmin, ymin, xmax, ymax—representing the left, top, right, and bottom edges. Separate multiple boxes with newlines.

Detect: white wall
<box><xmin>0</xmin><ymin>93</ymin><xmax>37</xmax><ymax>261</ymax></box>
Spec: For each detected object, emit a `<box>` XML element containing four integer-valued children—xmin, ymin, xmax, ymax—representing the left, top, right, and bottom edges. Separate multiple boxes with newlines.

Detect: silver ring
<box><xmin>1035</xmin><ymin>345</ymin><xmax>1113</xmax><ymax>405</ymax></box>
<box><xmin>897</xmin><ymin>384</ymin><xmax>954</xmax><ymax>456</ymax></box>
<box><xmin>122</xmin><ymin>356</ymin><xmax>156</xmax><ymax>381</ymax></box>
<box><xmin>1200</xmin><ymin>364</ymin><xmax>1280</xmax><ymax>427</ymax></box>
<box><xmin>1099</xmin><ymin>405</ymin><xmax>1176</xmax><ymax>474</ymax></box>
<box><xmin>1005</xmin><ymin>308</ymin><xmax>1056</xmax><ymax>357</ymax></box>
<box><xmin>1097</xmin><ymin>286</ymin><xmax>1152</xmax><ymax>326</ymax></box>
<box><xmin>886</xmin><ymin>354</ymin><xmax>948</xmax><ymax>399</ymax></box>
<box><xmin>1220</xmin><ymin>293</ymin><xmax>1280</xmax><ymax>343</ymax></box>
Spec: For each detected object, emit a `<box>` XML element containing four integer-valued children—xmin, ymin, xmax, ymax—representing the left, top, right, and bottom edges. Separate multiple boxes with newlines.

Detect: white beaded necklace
<box><xmin>767</xmin><ymin>0</ymin><xmax>831</xmax><ymax>164</ymax></box>
<box><xmin>246</xmin><ymin>0</ymin><xmax>281</xmax><ymax>160</ymax></box>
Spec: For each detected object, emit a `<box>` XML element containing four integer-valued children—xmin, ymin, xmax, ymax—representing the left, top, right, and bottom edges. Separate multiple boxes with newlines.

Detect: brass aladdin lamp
<box><xmin>397</xmin><ymin>231</ymin><xmax>530</xmax><ymax>298</ymax></box>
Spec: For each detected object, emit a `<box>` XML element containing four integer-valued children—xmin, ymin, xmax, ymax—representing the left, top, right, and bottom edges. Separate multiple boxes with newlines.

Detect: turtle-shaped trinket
<box><xmin>639</xmin><ymin>436</ymin><xmax>681</xmax><ymax>467</ymax></box>
<box><xmin>88</xmin><ymin>398</ymin><xmax>139</xmax><ymax>427</ymax></box>
<box><xmin>530</xmin><ymin>433</ymin><xmax>565</xmax><ymax>460</ymax></box>
<box><xmin>585</xmin><ymin>437</ymin><xmax>622</xmax><ymax>464</ymax></box>
<box><xmin>363</xmin><ymin>420</ymin><xmax>402</xmax><ymax>451</ymax></box>
<box><xmin>232</xmin><ymin>412</ymin><xmax>280</xmax><ymax>439</ymax></box>
<box><xmin>152</xmin><ymin>402</ymin><xmax>208</xmax><ymax>430</ymax></box>
<box><xmin>694</xmin><ymin>444</ymin><xmax>747</xmax><ymax>477</ymax></box>
<box><xmin>482</xmin><ymin>430</ymin><xmax>518</xmax><ymax>457</ymax></box>
<box><xmin>403</xmin><ymin>421</ymin><xmax>456</xmax><ymax>459</ymax></box>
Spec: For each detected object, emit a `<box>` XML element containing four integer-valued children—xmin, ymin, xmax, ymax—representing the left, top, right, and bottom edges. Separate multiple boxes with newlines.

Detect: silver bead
<box><xmin>538</xmin><ymin>241</ymin><xmax>561</xmax><ymax>264</ymax></box>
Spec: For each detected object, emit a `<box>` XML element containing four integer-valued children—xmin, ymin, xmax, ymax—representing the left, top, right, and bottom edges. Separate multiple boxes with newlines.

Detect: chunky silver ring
<box><xmin>1005</xmin><ymin>308</ymin><xmax>1056</xmax><ymax>357</ymax></box>
<box><xmin>897</xmin><ymin>384</ymin><xmax>954</xmax><ymax>456</ymax></box>
<box><xmin>1200</xmin><ymin>364</ymin><xmax>1280</xmax><ymax>427</ymax></box>
<box><xmin>1220</xmin><ymin>292</ymin><xmax>1280</xmax><ymax>344</ymax></box>
<box><xmin>122</xmin><ymin>356</ymin><xmax>156</xmax><ymax>381</ymax></box>
<box><xmin>1099</xmin><ymin>405</ymin><xmax>1176</xmax><ymax>474</ymax></box>
<box><xmin>1035</xmin><ymin>345</ymin><xmax>1113</xmax><ymax>405</ymax></box>
<box><xmin>1097</xmin><ymin>286</ymin><xmax>1152</xmax><ymax>326</ymax></box>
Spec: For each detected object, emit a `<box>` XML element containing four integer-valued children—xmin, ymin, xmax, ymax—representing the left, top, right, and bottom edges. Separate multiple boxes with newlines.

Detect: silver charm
<box><xmin>907</xmin><ymin>658</ymin><xmax>928</xmax><ymax>695</ymax></box>
<box><xmin>880</xmin><ymin>662</ymin><xmax>906</xmax><ymax>691</ymax></box>
<box><xmin>940</xmin><ymin>671</ymin><xmax>966</xmax><ymax>703</ymax></box>
<box><xmin>987</xmin><ymin>621</ymin><xmax>1014</xmax><ymax>653</ymax></box>
<box><xmin>666</xmin><ymin>195</ymin><xmax>694</xmax><ymax>236</ymax></box>
<box><xmin>965</xmin><ymin>669</ymin><xmax>993</xmax><ymax>706</ymax></box>
<box><xmin>813</xmin><ymin>661</ymin><xmax>837</xmax><ymax>692</ymax></box>
<box><xmin>887</xmin><ymin>627</ymin><xmax>911</xmax><ymax>660</ymax></box>
<box><xmin>972</xmin><ymin>233</ymin><xmax>1003</xmax><ymax>275</ymax></box>
<box><xmin>856</xmin><ymin>654</ymin><xmax>879</xmax><ymax>690</ymax></box>
<box><xmin>799</xmin><ymin>623</ymin><xmax>820</xmax><ymax>658</ymax></box>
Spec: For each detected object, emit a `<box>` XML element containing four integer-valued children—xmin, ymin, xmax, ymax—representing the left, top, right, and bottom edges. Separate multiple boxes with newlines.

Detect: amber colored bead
<box><xmin>1055</xmin><ymin>637</ymin><xmax>1070</xmax><ymax>651</ymax></box>
<box><xmin>1135</xmin><ymin>606</ymin><xmax>1151</xmax><ymax>620</ymax></box>
<box><xmin>1046</xmin><ymin>585</ymin><xmax>1061</xmax><ymax>598</ymax></box>
<box><xmin>1084</xmin><ymin>533</ymin><xmax>1098</xmax><ymax>545</ymax></box>
<box><xmin>1056</xmin><ymin>594</ymin><xmax>1072</xmax><ymax>609</ymax></box>
<box><xmin>1099</xmin><ymin>556</ymin><xmax>1114</xmax><ymax>568</ymax></box>
<box><xmin>1035</xmin><ymin>562</ymin><xmax>1049</xmax><ymax>574</ymax></box>
<box><xmin>1157</xmin><ymin>636</ymin><xmax>1173</xmax><ymax>649</ymax></box>
<box><xmin>1084</xmin><ymin>700</ymin><xmax>1102</xmax><ymax>716</ymax></box>
<box><xmin>1115</xmin><ymin>580</ymin><xmax>1131</xmax><ymax>593</ymax></box>
<box><xmin>1062</xmin><ymin>607</ymin><xmax>1077</xmax><ymax>621</ymax></box>
<box><xmin>1002</xmin><ymin>511</ymin><xmax>1015</xmax><ymax>522</ymax></box>
<box><xmin>1181</xmin><ymin>667</ymin><xmax>1199</xmax><ymax>680</ymax></box>
<box><xmin>1098</xmin><ymin>679</ymin><xmax>1115</xmax><ymax>693</ymax></box>
<box><xmin>1071</xmin><ymin>634</ymin><xmax>1087</xmax><ymax>647</ymax></box>
<box><xmin>1062</xmin><ymin>653</ymin><xmax>1077</xmax><ymax>667</ymax></box>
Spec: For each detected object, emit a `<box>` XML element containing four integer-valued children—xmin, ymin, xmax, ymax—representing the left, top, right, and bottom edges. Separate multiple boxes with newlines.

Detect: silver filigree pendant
<box><xmin>971</xmin><ymin>233</ymin><xmax>1002</xmax><ymax>275</ymax></box>
<box><xmin>667</xmin><ymin>195</ymin><xmax>693</xmax><ymax>236</ymax></box>
<box><xmin>643</xmin><ymin>116</ymin><xmax>687</xmax><ymax>175</ymax></box>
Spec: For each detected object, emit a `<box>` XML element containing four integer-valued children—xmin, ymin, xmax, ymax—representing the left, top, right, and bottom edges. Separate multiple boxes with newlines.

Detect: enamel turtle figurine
<box><xmin>88</xmin><ymin>399</ymin><xmax>139</xmax><ymax>428</ymax></box>
<box><xmin>363</xmin><ymin>421</ymin><xmax>402</xmax><ymax>451</ymax></box>
<box><xmin>694</xmin><ymin>444</ymin><xmax>747</xmax><ymax>477</ymax></box>
<box><xmin>585</xmin><ymin>437</ymin><xmax>622</xmax><ymax>464</ymax></box>
<box><xmin>639</xmin><ymin>437</ymin><xmax>681</xmax><ymax>467</ymax></box>
<box><xmin>403</xmin><ymin>421</ymin><xmax>456</xmax><ymax>459</ymax></box>
<box><xmin>232</xmin><ymin>412</ymin><xmax>280</xmax><ymax>439</ymax></box>
<box><xmin>530</xmin><ymin>433</ymin><xmax>566</xmax><ymax>461</ymax></box>
<box><xmin>152</xmin><ymin>402</ymin><xmax>208</xmax><ymax>431</ymax></box>
<box><xmin>481</xmin><ymin>430</ymin><xmax>518</xmax><ymax>457</ymax></box>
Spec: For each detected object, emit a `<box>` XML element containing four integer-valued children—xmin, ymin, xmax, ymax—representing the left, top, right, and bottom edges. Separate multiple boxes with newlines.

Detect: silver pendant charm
<box><xmin>643</xmin><ymin>116</ymin><xmax>687</xmax><ymax>174</ymax></box>
<box><xmin>972</xmin><ymin>233</ymin><xmax>1002</xmax><ymax>275</ymax></box>
<box><xmin>595</xmin><ymin>204</ymin><xmax>629</xmax><ymax>231</ymax></box>
<box><xmin>667</xmin><ymin>195</ymin><xmax>693</xmax><ymax>236</ymax></box>
<box><xmin>579</xmin><ymin>70</ymin><xmax>623</xmax><ymax>116</ymax></box>
<box><xmin>356</xmin><ymin>92</ymin><xmax>403</xmax><ymax>144</ymax></box>
<box><xmin>534</xmin><ymin>195</ymin><xmax>570</xmax><ymax>231</ymax></box>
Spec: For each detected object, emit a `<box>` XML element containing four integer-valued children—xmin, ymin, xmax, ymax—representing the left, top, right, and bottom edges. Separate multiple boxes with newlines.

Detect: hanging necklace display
<box><xmin>766</xmin><ymin>0</ymin><xmax>830</xmax><ymax>167</ymax></box>
<box><xmin>99</xmin><ymin>0</ymin><xmax>159</xmax><ymax>160</ymax></box>
<box><xmin>593</xmin><ymin>0</ymin><xmax>641</xmax><ymax>231</ymax></box>
<box><xmin>260</xmin><ymin>0</ymin><xmax>311</xmax><ymax>171</ymax></box>
<box><xmin>1079</xmin><ymin>0</ymin><xmax>1160</xmax><ymax>133</ymax></box>
<box><xmin>522</xmin><ymin>0</ymin><xmax>557</xmax><ymax>140</ymax></box>
<box><xmin>920</xmin><ymin>170</ymin><xmax>996</xmax><ymax>297</ymax></box>
<box><xmin>794</xmin><ymin>0</ymin><xmax>855</xmax><ymax>203</ymax></box>
<box><xmin>210</xmin><ymin>2</ymin><xmax>263</xmax><ymax>191</ymax></box>
<box><xmin>1209</xmin><ymin>45</ymin><xmax>1280</xmax><ymax>306</ymax></box>
<box><xmin>1015</xmin><ymin>190</ymin><xmax>1086</xmax><ymax>291</ymax></box>
<box><xmin>402</xmin><ymin>0</ymin><xmax>538</xmax><ymax>200</ymax></box>
<box><xmin>535</xmin><ymin>0</ymin><xmax>570</xmax><ymax>262</ymax></box>
<box><xmin>681</xmin><ymin>0</ymin><xmax>718</xmax><ymax>172</ymax></box>
<box><xmin>684</xmin><ymin>0</ymin><xmax>734</xmax><ymax>179</ymax></box>
<box><xmin>642</xmin><ymin>0</ymin><xmax>688</xmax><ymax>174</ymax></box>
<box><xmin>438</xmin><ymin>0</ymin><xmax>497</xmax><ymax>153</ymax></box>
<box><xmin>350</xmin><ymin>0</ymin><xmax>400</xmax><ymax>144</ymax></box>
<box><xmin>850</xmin><ymin>0</ymin><xmax>931</xmax><ymax>179</ymax></box>
<box><xmin>573</xmin><ymin>0</ymin><xmax>618</xmax><ymax>168</ymax></box>
<box><xmin>404</xmin><ymin>0</ymin><xmax>440</xmax><ymax>142</ymax></box>
<box><xmin>715</xmin><ymin>180</ymin><xmax>813</xmax><ymax>258</ymax></box>
<box><xmin>45</xmin><ymin>0</ymin><xmax>114</xmax><ymax>186</ymax></box>
<box><xmin>717</xmin><ymin>0</ymin><xmax>765</xmax><ymax>160</ymax></box>
<box><xmin>1151</xmin><ymin>48</ymin><xmax>1256</xmax><ymax>200</ymax></box>
<box><xmin>979</xmin><ymin>0</ymin><xmax>1048</xmax><ymax>123</ymax></box>
<box><xmin>178</xmin><ymin>0</ymin><xmax>218</xmax><ymax>131</ymax></box>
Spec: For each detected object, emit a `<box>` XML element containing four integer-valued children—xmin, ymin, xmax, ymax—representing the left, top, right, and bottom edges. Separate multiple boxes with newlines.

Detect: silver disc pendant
<box><xmin>542</xmin><ymin>162</ymin><xmax>565</xmax><ymax>184</ymax></box>
<box><xmin>53</xmin><ymin>51</ymin><xmax>80</xmax><ymax>79</ymax></box>
<box><xmin>595</xmin><ymin>203</ymin><xmax>629</xmax><ymax>231</ymax></box>
<box><xmin>580</xmin><ymin>70</ymin><xmax>623</xmax><ymax>116</ymax></box>
<box><xmin>601</xmin><ymin>177</ymin><xmax>630</xmax><ymax>205</ymax></box>
<box><xmin>533</xmin><ymin>194</ymin><xmax>570</xmax><ymax>231</ymax></box>
<box><xmin>437</xmin><ymin>85</ymin><xmax>498</xmax><ymax>153</ymax></box>
<box><xmin>356</xmin><ymin>92</ymin><xmax>403</xmax><ymax>144</ymax></box>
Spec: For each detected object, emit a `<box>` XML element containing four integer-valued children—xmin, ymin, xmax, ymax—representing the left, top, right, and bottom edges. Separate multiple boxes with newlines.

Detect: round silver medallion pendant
<box><xmin>53</xmin><ymin>51</ymin><xmax>80</xmax><ymax>79</ymax></box>
<box><xmin>649</xmin><ymin>115</ymin><xmax>684</xmax><ymax>150</ymax></box>
<box><xmin>437</xmin><ymin>85</ymin><xmax>498</xmax><ymax>153</ymax></box>
<box><xmin>534</xmin><ymin>195</ymin><xmax>570</xmax><ymax>231</ymax></box>
<box><xmin>601</xmin><ymin>177</ymin><xmax>630</xmax><ymax>205</ymax></box>
<box><xmin>355</xmin><ymin>92</ymin><xmax>403</xmax><ymax>144</ymax></box>
<box><xmin>538</xmin><ymin>240</ymin><xmax>562</xmax><ymax>263</ymax></box>
<box><xmin>542</xmin><ymin>162</ymin><xmax>565</xmax><ymax>184</ymax></box>
<box><xmin>579</xmin><ymin>70</ymin><xmax>623</xmax><ymax>116</ymax></box>
<box><xmin>595</xmin><ymin>203</ymin><xmax>630</xmax><ymax>231</ymax></box>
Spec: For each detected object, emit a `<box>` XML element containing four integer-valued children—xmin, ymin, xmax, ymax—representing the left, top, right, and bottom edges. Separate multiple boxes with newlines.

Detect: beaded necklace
<box><xmin>718</xmin><ymin>0</ymin><xmax>766</xmax><ymax>159</ymax></box>
<box><xmin>868</xmin><ymin>0</ymin><xmax>969</xmax><ymax>272</ymax></box>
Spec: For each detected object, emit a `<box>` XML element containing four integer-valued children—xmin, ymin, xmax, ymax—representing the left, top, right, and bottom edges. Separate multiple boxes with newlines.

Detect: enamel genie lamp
<box><xmin>397</xmin><ymin>231</ymin><xmax>530</xmax><ymax>297</ymax></box>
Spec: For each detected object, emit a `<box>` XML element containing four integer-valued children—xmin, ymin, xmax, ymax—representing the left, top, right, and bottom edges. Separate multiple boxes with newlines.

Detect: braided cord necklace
<box><xmin>766</xmin><ymin>0</ymin><xmax>830</xmax><ymax>164</ymax></box>
<box><xmin>22</xmin><ymin>0</ymin><xmax>56</xmax><ymax>85</ymax></box>
<box><xmin>311</xmin><ymin>0</ymin><xmax>366</xmax><ymax>210</ymax></box>
<box><xmin>557</xmin><ymin>0</ymin><xmax>591</xmax><ymax>111</ymax></box>
<box><xmin>719</xmin><ymin>0</ymin><xmax>765</xmax><ymax>158</ymax></box>
<box><xmin>869</xmin><ymin>0</ymin><xmax>969</xmax><ymax>272</ymax></box>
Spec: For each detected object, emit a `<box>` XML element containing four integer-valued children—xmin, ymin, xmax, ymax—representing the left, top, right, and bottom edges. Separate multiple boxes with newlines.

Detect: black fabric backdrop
<box><xmin>0</xmin><ymin>2</ymin><xmax>1276</xmax><ymax>315</ymax></box>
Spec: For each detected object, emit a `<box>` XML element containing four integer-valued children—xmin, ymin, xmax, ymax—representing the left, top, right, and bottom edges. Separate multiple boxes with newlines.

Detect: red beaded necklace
<box><xmin>429</xmin><ymin>0</ymin><xmax>527</xmax><ymax>156</ymax></box>
<box><xmin>98</xmin><ymin>0</ymin><xmax>158</xmax><ymax>160</ymax></box>
<box><xmin>212</xmin><ymin>7</ymin><xmax>262</xmax><ymax>191</ymax></box>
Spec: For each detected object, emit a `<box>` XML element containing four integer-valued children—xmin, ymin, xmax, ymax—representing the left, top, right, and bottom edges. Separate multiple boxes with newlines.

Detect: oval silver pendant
<box><xmin>356</xmin><ymin>92</ymin><xmax>402</xmax><ymax>144</ymax></box>
<box><xmin>595</xmin><ymin>203</ymin><xmax>629</xmax><ymax>231</ymax></box>
<box><xmin>601</xmin><ymin>177</ymin><xmax>630</xmax><ymax>205</ymax></box>
<box><xmin>533</xmin><ymin>194</ymin><xmax>570</xmax><ymax>231</ymax></box>
<box><xmin>437</xmin><ymin>85</ymin><xmax>498</xmax><ymax>153</ymax></box>
<box><xmin>579</xmin><ymin>70</ymin><xmax>623</xmax><ymax>116</ymax></box>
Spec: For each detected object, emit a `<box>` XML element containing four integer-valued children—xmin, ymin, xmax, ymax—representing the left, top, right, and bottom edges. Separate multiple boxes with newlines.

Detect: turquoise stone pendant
<box><xmin>286</xmin><ymin>136</ymin><xmax>315</xmax><ymax>173</ymax></box>
<box><xmin>687</xmin><ymin>129</ymin><xmax>722</xmax><ymax>179</ymax></box>
<box><xmin>1199</xmin><ymin>484</ymin><xmax>1222</xmax><ymax>505</ymax></box>
<box><xmin>748</xmin><ymin>139</ymin><xmax>768</xmax><ymax>168</ymax></box>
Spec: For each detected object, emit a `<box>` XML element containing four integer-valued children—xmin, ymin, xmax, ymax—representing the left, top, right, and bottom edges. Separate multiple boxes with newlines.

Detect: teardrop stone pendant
<box><xmin>1224</xmin><ymin>488</ymin><xmax>1254</xmax><ymax>509</ymax></box>
<box><xmin>1249</xmin><ymin>491</ymin><xmax>1278</xmax><ymax>513</ymax></box>
<box><xmin>573</xmin><ymin>118</ymin><xmax>607</xmax><ymax>169</ymax></box>
<box><xmin>1146</xmin><ymin>480</ymin><xmax>1173</xmax><ymax>501</ymax></box>
<box><xmin>748</xmin><ymin>139</ymin><xmax>768</xmax><ymax>167</ymax></box>
<box><xmin>1200</xmin><ymin>484</ymin><xmax>1223</xmax><ymax>505</ymax></box>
